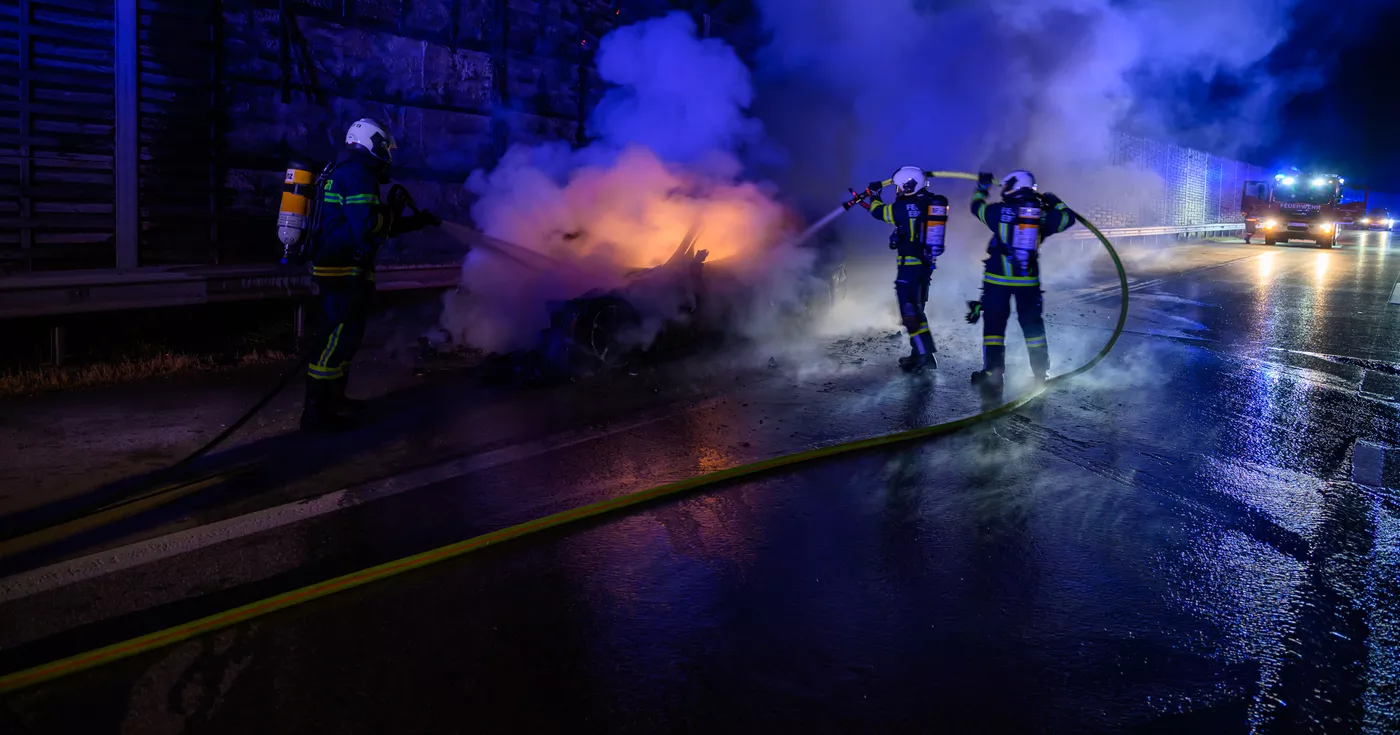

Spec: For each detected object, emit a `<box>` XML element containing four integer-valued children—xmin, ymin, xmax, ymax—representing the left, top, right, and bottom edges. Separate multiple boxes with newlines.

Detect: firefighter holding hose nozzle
<box><xmin>849</xmin><ymin>166</ymin><xmax>949</xmax><ymax>372</ymax></box>
<box><xmin>300</xmin><ymin>118</ymin><xmax>441</xmax><ymax>432</ymax></box>
<box><xmin>965</xmin><ymin>169</ymin><xmax>1075</xmax><ymax>397</ymax></box>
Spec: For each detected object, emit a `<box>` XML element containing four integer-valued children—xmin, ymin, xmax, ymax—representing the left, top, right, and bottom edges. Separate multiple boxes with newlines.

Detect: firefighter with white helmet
<box><xmin>301</xmin><ymin>117</ymin><xmax>440</xmax><ymax>431</ymax></box>
<box><xmin>851</xmin><ymin>166</ymin><xmax>949</xmax><ymax>371</ymax></box>
<box><xmin>965</xmin><ymin>169</ymin><xmax>1075</xmax><ymax>397</ymax></box>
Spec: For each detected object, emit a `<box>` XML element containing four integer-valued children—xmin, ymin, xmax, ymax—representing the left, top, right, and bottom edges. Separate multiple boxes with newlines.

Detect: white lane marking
<box><xmin>0</xmin><ymin>400</ymin><xmax>719</xmax><ymax>603</ymax></box>
<box><xmin>1389</xmin><ymin>283</ymin><xmax>1400</xmax><ymax>305</ymax></box>
<box><xmin>1353</xmin><ymin>441</ymin><xmax>1386</xmax><ymax>489</ymax></box>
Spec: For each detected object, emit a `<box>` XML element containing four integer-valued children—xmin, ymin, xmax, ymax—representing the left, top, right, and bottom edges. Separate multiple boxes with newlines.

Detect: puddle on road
<box><xmin>1353</xmin><ymin>441</ymin><xmax>1386</xmax><ymax>488</ymax></box>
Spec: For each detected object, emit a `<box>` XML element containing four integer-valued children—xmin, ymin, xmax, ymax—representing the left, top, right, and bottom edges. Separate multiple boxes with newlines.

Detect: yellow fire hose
<box><xmin>0</xmin><ymin>172</ymin><xmax>1128</xmax><ymax>695</ymax></box>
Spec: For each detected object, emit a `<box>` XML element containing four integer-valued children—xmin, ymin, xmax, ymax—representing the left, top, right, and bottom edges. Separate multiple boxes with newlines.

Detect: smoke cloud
<box><xmin>746</xmin><ymin>0</ymin><xmax>1330</xmax><ymax>360</ymax></box>
<box><xmin>443</xmin><ymin>0</ymin><xmax>1347</xmax><ymax>371</ymax></box>
<box><xmin>442</xmin><ymin>13</ymin><xmax>806</xmax><ymax>355</ymax></box>
<box><xmin>752</xmin><ymin>0</ymin><xmax>1314</xmax><ymax>204</ymax></box>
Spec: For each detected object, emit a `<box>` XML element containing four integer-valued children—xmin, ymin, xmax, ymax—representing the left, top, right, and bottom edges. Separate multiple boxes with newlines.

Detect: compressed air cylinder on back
<box><xmin>924</xmin><ymin>194</ymin><xmax>949</xmax><ymax>260</ymax></box>
<box><xmin>1009</xmin><ymin>203</ymin><xmax>1043</xmax><ymax>271</ymax></box>
<box><xmin>278</xmin><ymin>160</ymin><xmax>317</xmax><ymax>264</ymax></box>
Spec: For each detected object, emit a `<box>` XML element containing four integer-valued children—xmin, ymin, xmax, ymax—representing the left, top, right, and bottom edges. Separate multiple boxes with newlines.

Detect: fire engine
<box><xmin>1241</xmin><ymin>172</ymin><xmax>1368</xmax><ymax>249</ymax></box>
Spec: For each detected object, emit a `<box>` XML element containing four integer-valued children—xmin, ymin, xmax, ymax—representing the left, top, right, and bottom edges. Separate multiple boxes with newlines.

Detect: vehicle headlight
<box><xmin>1312</xmin><ymin>177</ymin><xmax>1327</xmax><ymax>187</ymax></box>
<box><xmin>1362</xmin><ymin>218</ymin><xmax>1371</xmax><ymax>224</ymax></box>
<box><xmin>1263</xmin><ymin>219</ymin><xmax>1278</xmax><ymax>229</ymax></box>
<box><xmin>1319</xmin><ymin>222</ymin><xmax>1333</xmax><ymax>232</ymax></box>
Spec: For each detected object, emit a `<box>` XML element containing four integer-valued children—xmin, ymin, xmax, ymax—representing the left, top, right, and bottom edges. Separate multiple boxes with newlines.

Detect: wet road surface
<box><xmin>6</xmin><ymin>232</ymin><xmax>1400</xmax><ymax>733</ymax></box>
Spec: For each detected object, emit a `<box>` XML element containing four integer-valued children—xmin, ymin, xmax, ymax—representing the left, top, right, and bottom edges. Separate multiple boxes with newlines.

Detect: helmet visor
<box><xmin>371</xmin><ymin>131</ymin><xmax>396</xmax><ymax>163</ymax></box>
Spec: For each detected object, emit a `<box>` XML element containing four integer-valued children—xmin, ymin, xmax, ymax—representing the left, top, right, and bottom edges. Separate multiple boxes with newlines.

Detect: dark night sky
<box><xmin>1247</xmin><ymin>0</ymin><xmax>1400</xmax><ymax>190</ymax></box>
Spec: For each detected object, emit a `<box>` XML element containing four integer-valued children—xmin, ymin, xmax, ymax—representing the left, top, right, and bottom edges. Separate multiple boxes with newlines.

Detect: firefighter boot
<box><xmin>325</xmin><ymin>376</ymin><xmax>365</xmax><ymax>422</ymax></box>
<box><xmin>300</xmin><ymin>379</ymin><xmax>356</xmax><ymax>433</ymax></box>
<box><xmin>898</xmin><ymin>351</ymin><xmax>934</xmax><ymax>371</ymax></box>
<box><xmin>339</xmin><ymin>369</ymin><xmax>367</xmax><ymax>413</ymax></box>
<box><xmin>898</xmin><ymin>324</ymin><xmax>937</xmax><ymax>372</ymax></box>
<box><xmin>970</xmin><ymin>369</ymin><xmax>1003</xmax><ymax>399</ymax></box>
<box><xmin>898</xmin><ymin>334</ymin><xmax>937</xmax><ymax>371</ymax></box>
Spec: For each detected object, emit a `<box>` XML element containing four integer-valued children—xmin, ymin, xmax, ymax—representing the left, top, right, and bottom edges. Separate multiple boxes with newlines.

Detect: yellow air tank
<box><xmin>278</xmin><ymin>160</ymin><xmax>317</xmax><ymax>264</ymax></box>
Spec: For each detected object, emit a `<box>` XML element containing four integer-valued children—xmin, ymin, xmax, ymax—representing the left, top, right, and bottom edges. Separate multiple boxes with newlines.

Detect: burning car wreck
<box><xmin>441</xmin><ymin>225</ymin><xmax>847</xmax><ymax>387</ymax></box>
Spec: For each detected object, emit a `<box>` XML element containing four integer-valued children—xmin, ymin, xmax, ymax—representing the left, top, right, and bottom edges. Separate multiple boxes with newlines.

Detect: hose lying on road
<box><xmin>0</xmin><ymin>223</ymin><xmax>624</xmax><ymax>555</ymax></box>
<box><xmin>175</xmin><ymin>358</ymin><xmax>308</xmax><ymax>472</ymax></box>
<box><xmin>0</xmin><ymin>361</ymin><xmax>305</xmax><ymax>560</ymax></box>
<box><xmin>0</xmin><ymin>173</ymin><xmax>1129</xmax><ymax>695</ymax></box>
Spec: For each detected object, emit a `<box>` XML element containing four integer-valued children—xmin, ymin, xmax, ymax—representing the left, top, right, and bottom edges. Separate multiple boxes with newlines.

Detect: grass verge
<box><xmin>0</xmin><ymin>350</ymin><xmax>294</xmax><ymax>398</ymax></box>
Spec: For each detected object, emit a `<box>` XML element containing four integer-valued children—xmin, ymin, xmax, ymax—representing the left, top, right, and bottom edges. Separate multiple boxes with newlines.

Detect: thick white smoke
<box><xmin>444</xmin><ymin>0</ymin><xmax>1340</xmax><ymax>368</ymax></box>
<box><xmin>749</xmin><ymin>0</ymin><xmax>1320</xmax><ymax>363</ymax></box>
<box><xmin>753</xmin><ymin>0</ymin><xmax>1311</xmax><ymax>207</ymax></box>
<box><xmin>442</xmin><ymin>13</ymin><xmax>807</xmax><ymax>355</ymax></box>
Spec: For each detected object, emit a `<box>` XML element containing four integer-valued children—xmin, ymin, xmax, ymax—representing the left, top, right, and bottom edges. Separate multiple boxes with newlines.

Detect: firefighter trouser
<box><xmin>895</xmin><ymin>258</ymin><xmax>934</xmax><ymax>357</ymax></box>
<box><xmin>307</xmin><ymin>277</ymin><xmax>372</xmax><ymax>396</ymax></box>
<box><xmin>980</xmin><ymin>281</ymin><xmax>1048</xmax><ymax>378</ymax></box>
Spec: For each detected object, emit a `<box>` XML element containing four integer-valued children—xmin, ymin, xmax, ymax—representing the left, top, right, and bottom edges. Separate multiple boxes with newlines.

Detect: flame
<box><xmin>452</xmin><ymin>145</ymin><xmax>813</xmax><ymax>354</ymax></box>
<box><xmin>483</xmin><ymin>146</ymin><xmax>791</xmax><ymax>273</ymax></box>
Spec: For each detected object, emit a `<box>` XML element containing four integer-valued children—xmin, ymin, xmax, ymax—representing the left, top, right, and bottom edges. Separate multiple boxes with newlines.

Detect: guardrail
<box><xmin>0</xmin><ymin>262</ymin><xmax>462</xmax><ymax>321</ymax></box>
<box><xmin>0</xmin><ymin>223</ymin><xmax>1246</xmax><ymax>322</ymax></box>
<box><xmin>1068</xmin><ymin>222</ymin><xmax>1245</xmax><ymax>240</ymax></box>
<box><xmin>0</xmin><ymin>223</ymin><xmax>1254</xmax><ymax>364</ymax></box>
<box><xmin>0</xmin><ymin>262</ymin><xmax>464</xmax><ymax>364</ymax></box>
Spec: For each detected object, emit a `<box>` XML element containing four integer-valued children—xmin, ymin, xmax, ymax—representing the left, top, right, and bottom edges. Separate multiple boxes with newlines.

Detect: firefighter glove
<box><xmin>965</xmin><ymin>300</ymin><xmax>982</xmax><ymax>324</ymax></box>
<box><xmin>388</xmin><ymin>211</ymin><xmax>437</xmax><ymax>237</ymax></box>
<box><xmin>386</xmin><ymin>184</ymin><xmax>416</xmax><ymax>217</ymax></box>
<box><xmin>1042</xmin><ymin>192</ymin><xmax>1063</xmax><ymax>206</ymax></box>
<box><xmin>977</xmin><ymin>172</ymin><xmax>994</xmax><ymax>190</ymax></box>
<box><xmin>867</xmin><ymin>181</ymin><xmax>886</xmax><ymax>195</ymax></box>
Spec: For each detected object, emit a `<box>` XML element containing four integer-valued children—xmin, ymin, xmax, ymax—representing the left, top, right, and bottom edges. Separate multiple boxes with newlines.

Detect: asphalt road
<box><xmin>6</xmin><ymin>231</ymin><xmax>1400</xmax><ymax>733</ymax></box>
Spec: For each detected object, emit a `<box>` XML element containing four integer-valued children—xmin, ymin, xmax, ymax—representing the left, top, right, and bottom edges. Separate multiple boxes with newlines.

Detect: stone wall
<box><xmin>215</xmin><ymin>0</ymin><xmax>623</xmax><ymax>264</ymax></box>
<box><xmin>2</xmin><ymin>0</ymin><xmax>1276</xmax><ymax>273</ymax></box>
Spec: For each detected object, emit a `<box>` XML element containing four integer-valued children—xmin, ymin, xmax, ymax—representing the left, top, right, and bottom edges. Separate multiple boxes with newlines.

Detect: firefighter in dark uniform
<box><xmin>965</xmin><ymin>169</ymin><xmax>1075</xmax><ymax>396</ymax></box>
<box><xmin>302</xmin><ymin>118</ymin><xmax>438</xmax><ymax>431</ymax></box>
<box><xmin>853</xmin><ymin>166</ymin><xmax>948</xmax><ymax>371</ymax></box>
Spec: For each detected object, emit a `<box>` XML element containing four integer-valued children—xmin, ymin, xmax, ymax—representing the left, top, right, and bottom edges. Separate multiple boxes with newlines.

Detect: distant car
<box><xmin>1358</xmin><ymin>209</ymin><xmax>1395</xmax><ymax>231</ymax></box>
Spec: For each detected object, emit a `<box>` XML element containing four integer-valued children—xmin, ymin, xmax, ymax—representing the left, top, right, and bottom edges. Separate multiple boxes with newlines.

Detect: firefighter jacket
<box><xmin>971</xmin><ymin>188</ymin><xmax>1076</xmax><ymax>286</ymax></box>
<box><xmin>312</xmin><ymin>150</ymin><xmax>392</xmax><ymax>280</ymax></box>
<box><xmin>869</xmin><ymin>190</ymin><xmax>949</xmax><ymax>266</ymax></box>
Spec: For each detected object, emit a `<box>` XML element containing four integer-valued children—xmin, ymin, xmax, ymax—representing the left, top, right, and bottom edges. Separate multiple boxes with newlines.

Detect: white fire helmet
<box><xmin>346</xmin><ymin>118</ymin><xmax>397</xmax><ymax>164</ymax></box>
<box><xmin>891</xmin><ymin>166</ymin><xmax>928</xmax><ymax>197</ymax></box>
<box><xmin>1001</xmin><ymin>169</ymin><xmax>1037</xmax><ymax>197</ymax></box>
